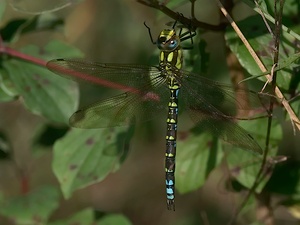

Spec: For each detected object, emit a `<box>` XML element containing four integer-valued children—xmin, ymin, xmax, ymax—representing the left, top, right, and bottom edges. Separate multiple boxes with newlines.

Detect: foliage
<box><xmin>0</xmin><ymin>0</ymin><xmax>299</xmax><ymax>224</ymax></box>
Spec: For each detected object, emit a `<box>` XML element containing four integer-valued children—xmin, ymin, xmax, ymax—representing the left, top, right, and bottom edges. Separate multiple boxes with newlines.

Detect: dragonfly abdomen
<box><xmin>165</xmin><ymin>86</ymin><xmax>179</xmax><ymax>211</ymax></box>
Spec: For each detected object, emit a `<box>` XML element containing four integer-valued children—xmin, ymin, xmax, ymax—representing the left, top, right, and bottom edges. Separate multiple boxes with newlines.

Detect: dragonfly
<box><xmin>47</xmin><ymin>22</ymin><xmax>263</xmax><ymax>211</ymax></box>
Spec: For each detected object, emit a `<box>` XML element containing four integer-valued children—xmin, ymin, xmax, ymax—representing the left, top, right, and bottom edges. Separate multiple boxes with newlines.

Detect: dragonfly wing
<box><xmin>47</xmin><ymin>59</ymin><xmax>161</xmax><ymax>91</ymax></box>
<box><xmin>70</xmin><ymin>78</ymin><xmax>170</xmax><ymax>128</ymax></box>
<box><xmin>182</xmin><ymin>70</ymin><xmax>268</xmax><ymax>115</ymax></box>
<box><xmin>179</xmin><ymin>70</ymin><xmax>263</xmax><ymax>154</ymax></box>
<box><xmin>47</xmin><ymin>59</ymin><xmax>171</xmax><ymax>128</ymax></box>
<box><xmin>186</xmin><ymin>110</ymin><xmax>262</xmax><ymax>154</ymax></box>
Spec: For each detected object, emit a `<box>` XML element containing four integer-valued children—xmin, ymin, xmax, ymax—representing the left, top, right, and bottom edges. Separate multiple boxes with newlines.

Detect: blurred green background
<box><xmin>0</xmin><ymin>0</ymin><xmax>299</xmax><ymax>225</ymax></box>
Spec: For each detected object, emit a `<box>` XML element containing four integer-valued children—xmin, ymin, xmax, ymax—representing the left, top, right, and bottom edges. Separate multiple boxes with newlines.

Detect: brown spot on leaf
<box><xmin>69</xmin><ymin>164</ymin><xmax>78</xmax><ymax>170</ymax></box>
<box><xmin>231</xmin><ymin>166</ymin><xmax>241</xmax><ymax>177</ymax></box>
<box><xmin>41</xmin><ymin>78</ymin><xmax>50</xmax><ymax>86</ymax></box>
<box><xmin>78</xmin><ymin>173</ymin><xmax>84</xmax><ymax>180</ymax></box>
<box><xmin>86</xmin><ymin>138</ymin><xmax>94</xmax><ymax>145</ymax></box>
<box><xmin>33</xmin><ymin>74</ymin><xmax>41</xmax><ymax>80</ymax></box>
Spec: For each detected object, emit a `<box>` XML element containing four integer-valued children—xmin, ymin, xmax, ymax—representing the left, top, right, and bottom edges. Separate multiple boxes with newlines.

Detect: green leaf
<box><xmin>176</xmin><ymin>132</ymin><xmax>223</xmax><ymax>193</ymax></box>
<box><xmin>53</xmin><ymin>126</ymin><xmax>132</xmax><ymax>198</ymax></box>
<box><xmin>226</xmin><ymin>119</ymin><xmax>282</xmax><ymax>192</ymax></box>
<box><xmin>241</xmin><ymin>0</ymin><xmax>300</xmax><ymax>42</ymax></box>
<box><xmin>3</xmin><ymin>40</ymin><xmax>83</xmax><ymax>124</ymax></box>
<box><xmin>254</xmin><ymin>0</ymin><xmax>300</xmax><ymax>21</ymax></box>
<box><xmin>0</xmin><ymin>186</ymin><xmax>60</xmax><ymax>225</ymax></box>
<box><xmin>43</xmin><ymin>40</ymin><xmax>84</xmax><ymax>58</ymax></box>
<box><xmin>253</xmin><ymin>52</ymin><xmax>300</xmax><ymax>77</ymax></box>
<box><xmin>225</xmin><ymin>15</ymin><xmax>297</xmax><ymax>90</ymax></box>
<box><xmin>97</xmin><ymin>214</ymin><xmax>132</xmax><ymax>225</ymax></box>
<box><xmin>49</xmin><ymin>208</ymin><xmax>94</xmax><ymax>225</ymax></box>
<box><xmin>4</xmin><ymin>61</ymin><xmax>78</xmax><ymax>124</ymax></box>
<box><xmin>291</xmin><ymin>98</ymin><xmax>300</xmax><ymax>117</ymax></box>
<box><xmin>0</xmin><ymin>68</ymin><xmax>18</xmax><ymax>102</ymax></box>
<box><xmin>0</xmin><ymin>0</ymin><xmax>6</xmax><ymax>21</ymax></box>
<box><xmin>239</xmin><ymin>118</ymin><xmax>282</xmax><ymax>151</ymax></box>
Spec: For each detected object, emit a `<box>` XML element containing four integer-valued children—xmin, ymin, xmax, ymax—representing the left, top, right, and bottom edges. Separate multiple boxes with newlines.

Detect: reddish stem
<box><xmin>0</xmin><ymin>44</ymin><xmax>132</xmax><ymax>90</ymax></box>
<box><xmin>0</xmin><ymin>43</ymin><xmax>160</xmax><ymax>100</ymax></box>
<box><xmin>0</xmin><ymin>45</ymin><xmax>47</xmax><ymax>67</ymax></box>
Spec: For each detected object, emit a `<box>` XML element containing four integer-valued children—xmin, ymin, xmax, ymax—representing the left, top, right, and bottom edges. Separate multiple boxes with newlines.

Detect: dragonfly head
<box><xmin>157</xmin><ymin>29</ymin><xmax>180</xmax><ymax>52</ymax></box>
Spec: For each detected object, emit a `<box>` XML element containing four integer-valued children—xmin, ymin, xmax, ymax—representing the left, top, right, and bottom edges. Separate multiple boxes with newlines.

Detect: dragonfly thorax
<box><xmin>159</xmin><ymin>46</ymin><xmax>183</xmax><ymax>73</ymax></box>
<box><xmin>157</xmin><ymin>29</ymin><xmax>183</xmax><ymax>75</ymax></box>
<box><xmin>159</xmin><ymin>47</ymin><xmax>183</xmax><ymax>89</ymax></box>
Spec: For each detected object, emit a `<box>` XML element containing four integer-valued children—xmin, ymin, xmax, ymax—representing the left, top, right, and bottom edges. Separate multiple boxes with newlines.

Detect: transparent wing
<box><xmin>70</xmin><ymin>86</ymin><xmax>169</xmax><ymax>128</ymax></box>
<box><xmin>178</xmin><ymin>70</ymin><xmax>263</xmax><ymax>116</ymax></box>
<box><xmin>179</xmin><ymin>70</ymin><xmax>263</xmax><ymax>154</ymax></box>
<box><xmin>47</xmin><ymin>59</ymin><xmax>170</xmax><ymax>128</ymax></box>
<box><xmin>47</xmin><ymin>59</ymin><xmax>162</xmax><ymax>91</ymax></box>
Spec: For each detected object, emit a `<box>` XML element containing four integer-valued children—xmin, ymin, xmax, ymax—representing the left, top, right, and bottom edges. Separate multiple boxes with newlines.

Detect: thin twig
<box><xmin>254</xmin><ymin>0</ymin><xmax>274</xmax><ymax>38</ymax></box>
<box><xmin>254</xmin><ymin>2</ymin><xmax>285</xmax><ymax>224</ymax></box>
<box><xmin>137</xmin><ymin>0</ymin><xmax>227</xmax><ymax>31</ymax></box>
<box><xmin>261</xmin><ymin>63</ymin><xmax>277</xmax><ymax>92</ymax></box>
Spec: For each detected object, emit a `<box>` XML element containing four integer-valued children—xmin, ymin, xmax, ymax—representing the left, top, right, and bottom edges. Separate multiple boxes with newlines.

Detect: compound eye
<box><xmin>168</xmin><ymin>40</ymin><xmax>178</xmax><ymax>49</ymax></box>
